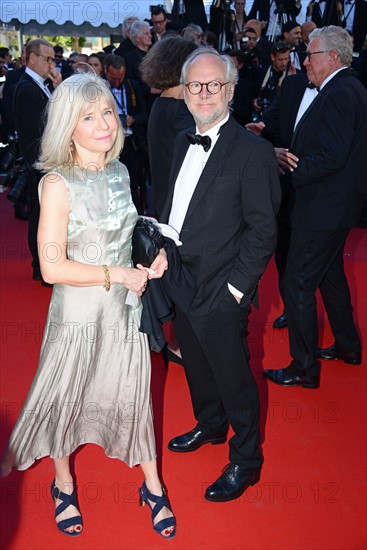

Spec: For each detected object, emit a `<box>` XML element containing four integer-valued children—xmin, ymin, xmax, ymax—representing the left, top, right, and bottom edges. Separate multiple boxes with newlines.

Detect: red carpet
<box><xmin>0</xmin><ymin>193</ymin><xmax>366</xmax><ymax>549</ymax></box>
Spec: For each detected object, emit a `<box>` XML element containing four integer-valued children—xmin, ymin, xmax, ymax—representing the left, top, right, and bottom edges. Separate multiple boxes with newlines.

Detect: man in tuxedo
<box><xmin>307</xmin><ymin>0</ymin><xmax>344</xmax><ymax>28</ymax></box>
<box><xmin>13</xmin><ymin>39</ymin><xmax>62</xmax><ymax>284</ymax></box>
<box><xmin>160</xmin><ymin>48</ymin><xmax>281</xmax><ymax>501</ymax></box>
<box><xmin>104</xmin><ymin>55</ymin><xmax>148</xmax><ymax>213</ymax></box>
<box><xmin>262</xmin><ymin>26</ymin><xmax>366</xmax><ymax>388</ymax></box>
<box><xmin>282</xmin><ymin>20</ymin><xmax>303</xmax><ymax>71</ymax></box>
<box><xmin>247</xmin><ymin>71</ymin><xmax>312</xmax><ymax>328</ymax></box>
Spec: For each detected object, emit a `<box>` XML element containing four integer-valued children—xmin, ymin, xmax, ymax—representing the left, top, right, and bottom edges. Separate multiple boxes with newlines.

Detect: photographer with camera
<box><xmin>104</xmin><ymin>55</ymin><xmax>148</xmax><ymax>213</ymax></box>
<box><xmin>235</xmin><ymin>27</ymin><xmax>261</xmax><ymax>81</ymax></box>
<box><xmin>252</xmin><ymin>42</ymin><xmax>294</xmax><ymax>121</ymax></box>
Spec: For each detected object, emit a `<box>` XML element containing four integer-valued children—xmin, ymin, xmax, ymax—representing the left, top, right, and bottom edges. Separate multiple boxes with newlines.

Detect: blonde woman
<box><xmin>0</xmin><ymin>73</ymin><xmax>176</xmax><ymax>539</ymax></box>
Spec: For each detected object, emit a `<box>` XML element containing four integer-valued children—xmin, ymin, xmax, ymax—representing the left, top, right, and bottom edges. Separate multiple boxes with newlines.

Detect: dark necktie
<box><xmin>186</xmin><ymin>132</ymin><xmax>211</xmax><ymax>152</ymax></box>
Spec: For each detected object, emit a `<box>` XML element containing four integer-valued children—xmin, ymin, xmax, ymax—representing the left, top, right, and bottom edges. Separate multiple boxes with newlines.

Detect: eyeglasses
<box><xmin>35</xmin><ymin>53</ymin><xmax>55</xmax><ymax>64</ymax></box>
<box><xmin>305</xmin><ymin>50</ymin><xmax>330</xmax><ymax>62</ymax></box>
<box><xmin>152</xmin><ymin>18</ymin><xmax>166</xmax><ymax>25</ymax></box>
<box><xmin>185</xmin><ymin>80</ymin><xmax>229</xmax><ymax>95</ymax></box>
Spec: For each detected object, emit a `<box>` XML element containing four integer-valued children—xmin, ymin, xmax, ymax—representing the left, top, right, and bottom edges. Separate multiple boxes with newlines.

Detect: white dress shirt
<box><xmin>168</xmin><ymin>113</ymin><xmax>243</xmax><ymax>299</ymax></box>
<box><xmin>294</xmin><ymin>68</ymin><xmax>347</xmax><ymax>130</ymax></box>
<box><xmin>169</xmin><ymin>113</ymin><xmax>229</xmax><ymax>234</ymax></box>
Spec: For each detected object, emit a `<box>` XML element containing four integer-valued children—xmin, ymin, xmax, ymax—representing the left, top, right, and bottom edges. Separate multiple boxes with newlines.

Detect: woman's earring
<box><xmin>69</xmin><ymin>140</ymin><xmax>74</xmax><ymax>161</ymax></box>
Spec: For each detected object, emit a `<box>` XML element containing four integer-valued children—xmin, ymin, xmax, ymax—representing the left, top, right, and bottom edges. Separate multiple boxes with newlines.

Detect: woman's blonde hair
<box><xmin>36</xmin><ymin>73</ymin><xmax>124</xmax><ymax>170</ymax></box>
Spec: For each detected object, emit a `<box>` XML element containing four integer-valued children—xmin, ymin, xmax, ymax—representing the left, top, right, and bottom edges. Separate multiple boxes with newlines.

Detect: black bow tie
<box><xmin>186</xmin><ymin>132</ymin><xmax>212</xmax><ymax>152</ymax></box>
<box><xmin>307</xmin><ymin>82</ymin><xmax>320</xmax><ymax>92</ymax></box>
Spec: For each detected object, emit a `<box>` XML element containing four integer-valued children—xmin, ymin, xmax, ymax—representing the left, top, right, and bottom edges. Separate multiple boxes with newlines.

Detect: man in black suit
<box><xmin>247</xmin><ymin>71</ymin><xmax>312</xmax><ymax>328</ymax></box>
<box><xmin>104</xmin><ymin>55</ymin><xmax>148</xmax><ymax>213</ymax></box>
<box><xmin>307</xmin><ymin>0</ymin><xmax>344</xmax><ymax>28</ymax></box>
<box><xmin>53</xmin><ymin>45</ymin><xmax>72</xmax><ymax>79</ymax></box>
<box><xmin>13</xmin><ymin>39</ymin><xmax>62</xmax><ymax>284</ymax></box>
<box><xmin>263</xmin><ymin>26</ymin><xmax>366</xmax><ymax>388</ymax></box>
<box><xmin>114</xmin><ymin>16</ymin><xmax>139</xmax><ymax>58</ymax></box>
<box><xmin>160</xmin><ymin>48</ymin><xmax>281</xmax><ymax>501</ymax></box>
<box><xmin>282</xmin><ymin>20</ymin><xmax>303</xmax><ymax>71</ymax></box>
<box><xmin>125</xmin><ymin>20</ymin><xmax>160</xmax><ymax>113</ymax></box>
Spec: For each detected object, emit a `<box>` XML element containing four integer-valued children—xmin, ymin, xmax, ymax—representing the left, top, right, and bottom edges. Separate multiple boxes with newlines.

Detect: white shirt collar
<box><xmin>25</xmin><ymin>66</ymin><xmax>47</xmax><ymax>87</ymax></box>
<box><xmin>319</xmin><ymin>67</ymin><xmax>348</xmax><ymax>91</ymax></box>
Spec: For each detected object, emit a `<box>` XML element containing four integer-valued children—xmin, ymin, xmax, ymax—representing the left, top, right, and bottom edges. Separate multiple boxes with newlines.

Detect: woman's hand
<box><xmin>119</xmin><ymin>267</ymin><xmax>149</xmax><ymax>296</ymax></box>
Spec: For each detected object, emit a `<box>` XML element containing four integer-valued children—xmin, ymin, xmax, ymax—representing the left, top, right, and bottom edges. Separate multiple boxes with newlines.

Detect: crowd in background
<box><xmin>0</xmin><ymin>0</ymin><xmax>366</xmax><ymax>256</ymax></box>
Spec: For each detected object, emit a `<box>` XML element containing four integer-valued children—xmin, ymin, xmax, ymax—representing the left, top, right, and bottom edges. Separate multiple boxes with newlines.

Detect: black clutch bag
<box><xmin>131</xmin><ymin>217</ymin><xmax>165</xmax><ymax>267</ymax></box>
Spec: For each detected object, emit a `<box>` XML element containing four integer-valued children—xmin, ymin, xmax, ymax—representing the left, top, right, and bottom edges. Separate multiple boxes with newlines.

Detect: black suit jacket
<box><xmin>160</xmin><ymin>116</ymin><xmax>281</xmax><ymax>315</ymax></box>
<box><xmin>261</xmin><ymin>72</ymin><xmax>309</xmax><ymax>147</ymax></box>
<box><xmin>13</xmin><ymin>72</ymin><xmax>50</xmax><ymax>166</ymax></box>
<box><xmin>290</xmin><ymin>69</ymin><xmax>367</xmax><ymax>230</ymax></box>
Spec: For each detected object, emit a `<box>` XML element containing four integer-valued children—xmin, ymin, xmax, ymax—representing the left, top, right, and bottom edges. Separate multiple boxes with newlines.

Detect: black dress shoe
<box><xmin>167</xmin><ymin>427</ymin><xmax>227</xmax><ymax>453</ymax></box>
<box><xmin>273</xmin><ymin>311</ymin><xmax>288</xmax><ymax>329</ymax></box>
<box><xmin>318</xmin><ymin>344</ymin><xmax>361</xmax><ymax>365</ymax></box>
<box><xmin>263</xmin><ymin>365</ymin><xmax>320</xmax><ymax>389</ymax></box>
<box><xmin>205</xmin><ymin>463</ymin><xmax>261</xmax><ymax>502</ymax></box>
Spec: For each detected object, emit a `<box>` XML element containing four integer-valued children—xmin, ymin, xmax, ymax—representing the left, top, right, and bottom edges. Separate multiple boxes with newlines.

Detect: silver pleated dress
<box><xmin>0</xmin><ymin>161</ymin><xmax>156</xmax><ymax>476</ymax></box>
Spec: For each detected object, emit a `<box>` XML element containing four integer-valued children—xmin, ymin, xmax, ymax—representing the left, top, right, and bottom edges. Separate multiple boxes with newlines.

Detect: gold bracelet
<box><xmin>102</xmin><ymin>265</ymin><xmax>110</xmax><ymax>292</ymax></box>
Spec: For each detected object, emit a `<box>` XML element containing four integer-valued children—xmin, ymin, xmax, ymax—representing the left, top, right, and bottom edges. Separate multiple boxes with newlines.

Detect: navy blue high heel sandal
<box><xmin>51</xmin><ymin>479</ymin><xmax>83</xmax><ymax>537</ymax></box>
<box><xmin>139</xmin><ymin>481</ymin><xmax>176</xmax><ymax>538</ymax></box>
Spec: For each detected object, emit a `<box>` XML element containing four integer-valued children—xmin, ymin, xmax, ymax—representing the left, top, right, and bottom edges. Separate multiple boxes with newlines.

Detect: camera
<box><xmin>240</xmin><ymin>37</ymin><xmax>254</xmax><ymax>52</ymax></box>
<box><xmin>7</xmin><ymin>170</ymin><xmax>28</xmax><ymax>203</ymax></box>
<box><xmin>256</xmin><ymin>98</ymin><xmax>272</xmax><ymax>111</ymax></box>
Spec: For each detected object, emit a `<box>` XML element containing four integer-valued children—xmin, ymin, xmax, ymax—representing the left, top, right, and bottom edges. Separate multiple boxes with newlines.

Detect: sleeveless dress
<box><xmin>0</xmin><ymin>160</ymin><xmax>156</xmax><ymax>476</ymax></box>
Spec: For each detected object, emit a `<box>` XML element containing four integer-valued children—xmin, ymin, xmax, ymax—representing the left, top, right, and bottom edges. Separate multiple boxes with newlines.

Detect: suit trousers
<box><xmin>284</xmin><ymin>228</ymin><xmax>361</xmax><ymax>376</ymax></box>
<box><xmin>274</xmin><ymin>174</ymin><xmax>293</xmax><ymax>307</ymax></box>
<box><xmin>173</xmin><ymin>293</ymin><xmax>262</xmax><ymax>471</ymax></box>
